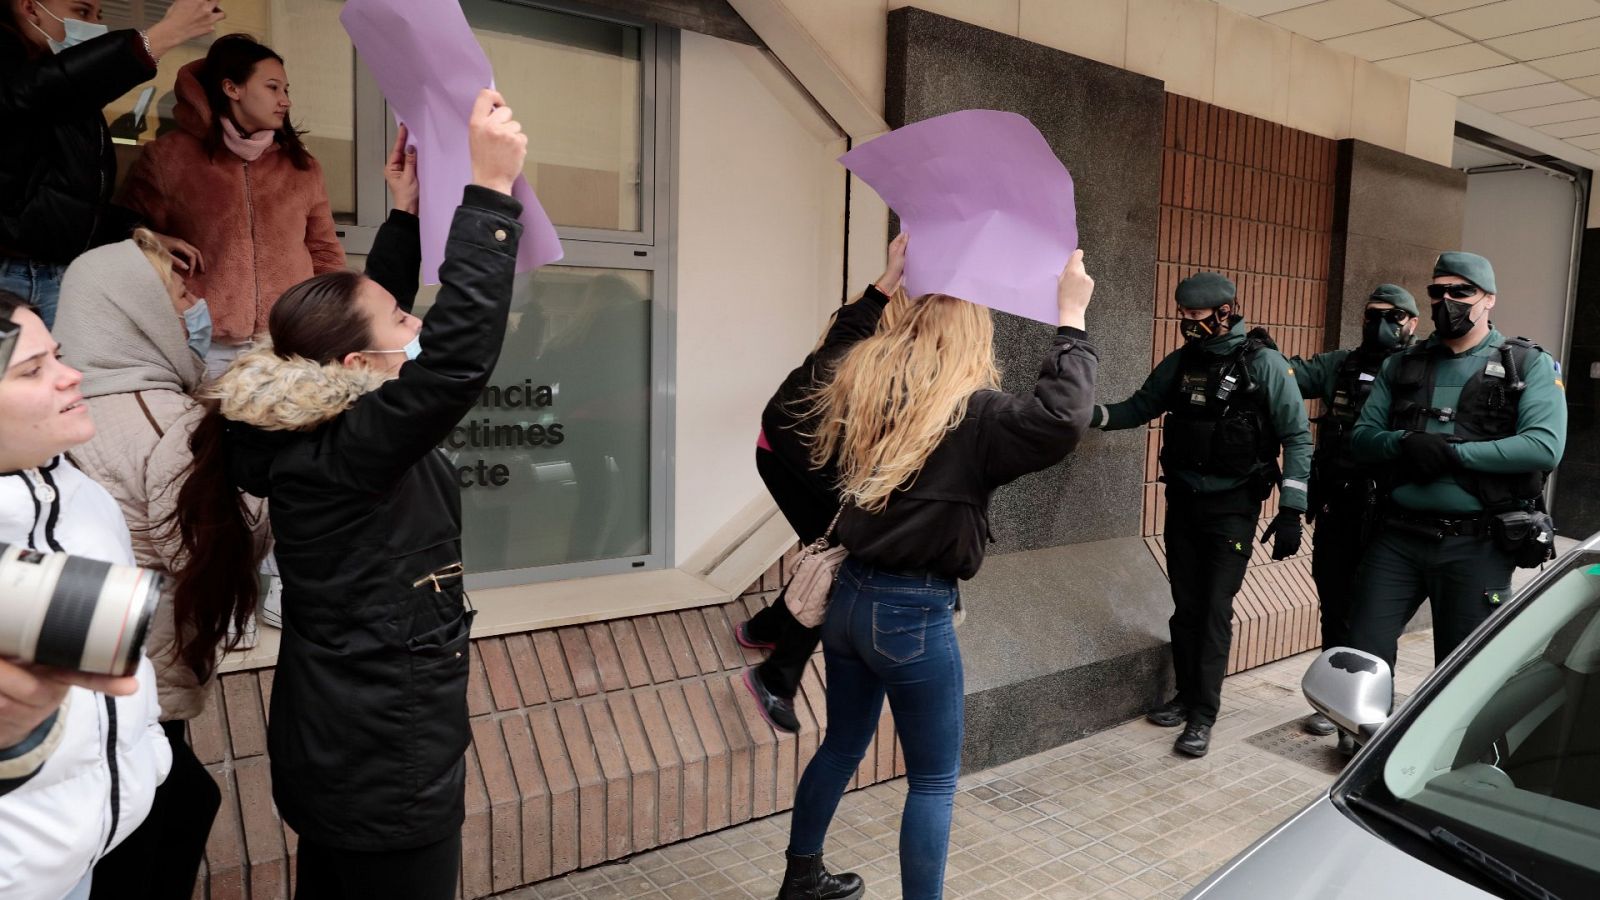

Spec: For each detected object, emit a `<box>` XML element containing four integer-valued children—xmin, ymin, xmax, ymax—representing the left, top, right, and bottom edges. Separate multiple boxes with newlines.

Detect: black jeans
<box><xmin>746</xmin><ymin>446</ymin><xmax>833</xmax><ymax>699</ymax></box>
<box><xmin>1347</xmin><ymin>519</ymin><xmax>1514</xmax><ymax>672</ymax></box>
<box><xmin>1310</xmin><ymin>491</ymin><xmax>1372</xmax><ymax>651</ymax></box>
<box><xmin>90</xmin><ymin>720</ymin><xmax>220</xmax><ymax>900</ymax></box>
<box><xmin>1162</xmin><ymin>484</ymin><xmax>1259</xmax><ymax>727</ymax></box>
<box><xmin>294</xmin><ymin>829</ymin><xmax>461</xmax><ymax>900</ymax></box>
<box><xmin>744</xmin><ymin>593</ymin><xmax>820</xmax><ymax>699</ymax></box>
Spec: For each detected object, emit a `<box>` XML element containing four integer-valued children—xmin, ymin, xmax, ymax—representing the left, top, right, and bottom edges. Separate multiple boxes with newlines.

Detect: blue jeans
<box><xmin>0</xmin><ymin>258</ymin><xmax>66</xmax><ymax>328</ymax></box>
<box><xmin>789</xmin><ymin>558</ymin><xmax>963</xmax><ymax>900</ymax></box>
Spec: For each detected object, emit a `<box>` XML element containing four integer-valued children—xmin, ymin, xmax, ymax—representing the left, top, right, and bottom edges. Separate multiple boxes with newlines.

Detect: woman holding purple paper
<box><xmin>165</xmin><ymin>89</ymin><xmax>528</xmax><ymax>899</ymax></box>
<box><xmin>772</xmin><ymin>247</ymin><xmax>1098</xmax><ymax>900</ymax></box>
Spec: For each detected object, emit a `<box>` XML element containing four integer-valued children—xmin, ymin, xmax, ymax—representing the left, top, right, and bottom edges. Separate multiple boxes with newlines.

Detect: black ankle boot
<box><xmin>775</xmin><ymin>851</ymin><xmax>864</xmax><ymax>900</ymax></box>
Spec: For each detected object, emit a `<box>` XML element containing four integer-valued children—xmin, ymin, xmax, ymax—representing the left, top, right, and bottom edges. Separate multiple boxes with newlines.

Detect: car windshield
<box><xmin>1336</xmin><ymin>550</ymin><xmax>1600</xmax><ymax>898</ymax></box>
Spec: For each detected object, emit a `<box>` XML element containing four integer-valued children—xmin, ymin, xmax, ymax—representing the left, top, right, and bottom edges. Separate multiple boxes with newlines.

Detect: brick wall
<box><xmin>190</xmin><ymin>551</ymin><xmax>905</xmax><ymax>899</ymax></box>
<box><xmin>1142</xmin><ymin>93</ymin><xmax>1335</xmax><ymax>674</ymax></box>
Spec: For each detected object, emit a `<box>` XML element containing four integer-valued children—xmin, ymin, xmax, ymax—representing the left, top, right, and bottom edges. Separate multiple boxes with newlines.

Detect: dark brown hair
<box><xmin>0</xmin><ymin>2</ymin><xmax>46</xmax><ymax>62</ymax></box>
<box><xmin>0</xmin><ymin>288</ymin><xmax>34</xmax><ymax>320</ymax></box>
<box><xmin>199</xmin><ymin>33</ymin><xmax>312</xmax><ymax>170</ymax></box>
<box><xmin>268</xmin><ymin>270</ymin><xmax>372</xmax><ymax>363</ymax></box>
<box><xmin>168</xmin><ymin>406</ymin><xmax>262</xmax><ymax>682</ymax></box>
<box><xmin>168</xmin><ymin>271</ymin><xmax>372</xmax><ymax>681</ymax></box>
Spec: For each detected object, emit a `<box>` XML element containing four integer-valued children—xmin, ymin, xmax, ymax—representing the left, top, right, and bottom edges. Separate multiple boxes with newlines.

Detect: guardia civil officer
<box><xmin>1288</xmin><ymin>284</ymin><xmax>1419</xmax><ymax>747</ymax></box>
<box><xmin>1347</xmin><ymin>252</ymin><xmax>1566</xmax><ymax>676</ymax></box>
<box><xmin>1092</xmin><ymin>272</ymin><xmax>1312</xmax><ymax>757</ymax></box>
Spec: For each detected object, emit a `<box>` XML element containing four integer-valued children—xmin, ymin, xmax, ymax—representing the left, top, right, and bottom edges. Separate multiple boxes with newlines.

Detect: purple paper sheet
<box><xmin>840</xmin><ymin>110</ymin><xmax>1077</xmax><ymax>325</ymax></box>
<box><xmin>341</xmin><ymin>0</ymin><xmax>563</xmax><ymax>284</ymax></box>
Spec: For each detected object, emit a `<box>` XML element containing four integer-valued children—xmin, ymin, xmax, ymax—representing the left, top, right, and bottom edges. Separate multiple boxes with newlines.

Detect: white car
<box><xmin>1189</xmin><ymin>532</ymin><xmax>1600</xmax><ymax>899</ymax></box>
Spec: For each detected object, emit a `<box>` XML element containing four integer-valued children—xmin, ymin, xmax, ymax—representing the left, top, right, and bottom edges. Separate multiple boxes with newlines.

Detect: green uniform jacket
<box><xmin>1350</xmin><ymin>328</ymin><xmax>1567</xmax><ymax>513</ymax></box>
<box><xmin>1289</xmin><ymin>348</ymin><xmax>1351</xmax><ymax>402</ymax></box>
<box><xmin>1097</xmin><ymin>318</ymin><xmax>1313</xmax><ymax>511</ymax></box>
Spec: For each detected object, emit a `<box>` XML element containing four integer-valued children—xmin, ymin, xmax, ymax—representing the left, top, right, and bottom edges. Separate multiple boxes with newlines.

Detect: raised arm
<box><xmin>364</xmin><ymin>126</ymin><xmax>423</xmax><ymax>310</ymax></box>
<box><xmin>327</xmin><ymin>91</ymin><xmax>529</xmax><ymax>493</ymax></box>
<box><xmin>0</xmin><ymin>31</ymin><xmax>154</xmax><ymax>118</ymax></box>
<box><xmin>982</xmin><ymin>249</ymin><xmax>1099</xmax><ymax>485</ymax></box>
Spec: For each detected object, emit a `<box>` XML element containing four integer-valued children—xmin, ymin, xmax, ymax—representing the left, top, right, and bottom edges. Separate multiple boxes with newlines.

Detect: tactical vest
<box><xmin>1312</xmin><ymin>348</ymin><xmax>1392</xmax><ymax>479</ymax></box>
<box><xmin>1388</xmin><ymin>336</ymin><xmax>1547</xmax><ymax>511</ymax></box>
<box><xmin>1159</xmin><ymin>330</ymin><xmax>1277</xmax><ymax>478</ymax></box>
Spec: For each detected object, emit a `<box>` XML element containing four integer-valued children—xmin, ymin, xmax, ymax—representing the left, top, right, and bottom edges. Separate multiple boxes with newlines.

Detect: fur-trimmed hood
<box><xmin>209</xmin><ymin>344</ymin><xmax>389</xmax><ymax>500</ymax></box>
<box><xmin>207</xmin><ymin>343</ymin><xmax>388</xmax><ymax>432</ymax></box>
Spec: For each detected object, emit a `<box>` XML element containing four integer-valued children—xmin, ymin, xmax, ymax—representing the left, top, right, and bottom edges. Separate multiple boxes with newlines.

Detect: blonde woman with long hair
<box><xmin>773</xmin><ymin>248</ymin><xmax>1098</xmax><ymax>900</ymax></box>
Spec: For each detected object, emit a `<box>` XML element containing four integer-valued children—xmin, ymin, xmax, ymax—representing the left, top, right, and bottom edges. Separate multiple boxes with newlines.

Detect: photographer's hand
<box><xmin>0</xmin><ymin>659</ymin><xmax>136</xmax><ymax>749</ymax></box>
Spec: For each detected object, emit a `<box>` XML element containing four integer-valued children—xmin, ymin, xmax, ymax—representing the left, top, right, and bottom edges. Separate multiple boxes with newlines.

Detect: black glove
<box><xmin>1397</xmin><ymin>431</ymin><xmax>1460</xmax><ymax>483</ymax></box>
<box><xmin>1261</xmin><ymin>509</ymin><xmax>1303</xmax><ymax>561</ymax></box>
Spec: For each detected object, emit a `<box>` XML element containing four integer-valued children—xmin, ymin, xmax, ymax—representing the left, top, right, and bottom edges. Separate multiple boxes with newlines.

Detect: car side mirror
<box><xmin>1303</xmin><ymin>647</ymin><xmax>1392</xmax><ymax>740</ymax></box>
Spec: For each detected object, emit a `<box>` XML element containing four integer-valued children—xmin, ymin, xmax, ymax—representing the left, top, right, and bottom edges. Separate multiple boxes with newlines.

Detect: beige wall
<box><xmin>673</xmin><ymin>31</ymin><xmax>847</xmax><ymax>564</ymax></box>
<box><xmin>749</xmin><ymin>0</ymin><xmax>1462</xmax><ymax>167</ymax></box>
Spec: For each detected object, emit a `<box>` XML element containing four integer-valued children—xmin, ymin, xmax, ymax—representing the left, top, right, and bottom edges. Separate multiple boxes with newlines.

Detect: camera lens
<box><xmin>0</xmin><ymin>542</ymin><xmax>163</xmax><ymax>677</ymax></box>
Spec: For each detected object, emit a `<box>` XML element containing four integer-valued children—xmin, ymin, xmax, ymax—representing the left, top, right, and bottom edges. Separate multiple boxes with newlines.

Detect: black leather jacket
<box><xmin>0</xmin><ymin>28</ymin><xmax>152</xmax><ymax>263</ymax></box>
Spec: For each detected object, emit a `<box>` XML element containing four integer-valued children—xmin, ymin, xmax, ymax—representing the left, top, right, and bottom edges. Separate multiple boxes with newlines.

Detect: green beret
<box><xmin>1367</xmin><ymin>283</ymin><xmax>1418</xmax><ymax>318</ymax></box>
<box><xmin>1175</xmin><ymin>272</ymin><xmax>1236</xmax><ymax>310</ymax></box>
<box><xmin>1433</xmin><ymin>251</ymin><xmax>1496</xmax><ymax>295</ymax></box>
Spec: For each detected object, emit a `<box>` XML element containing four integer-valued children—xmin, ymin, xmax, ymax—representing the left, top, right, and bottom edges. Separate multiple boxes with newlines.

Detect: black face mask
<box><xmin>1362</xmin><ymin>308</ymin><xmax>1412</xmax><ymax>350</ymax></box>
<box><xmin>1181</xmin><ymin>310</ymin><xmax>1225</xmax><ymax>343</ymax></box>
<box><xmin>1431</xmin><ymin>296</ymin><xmax>1481</xmax><ymax>340</ymax></box>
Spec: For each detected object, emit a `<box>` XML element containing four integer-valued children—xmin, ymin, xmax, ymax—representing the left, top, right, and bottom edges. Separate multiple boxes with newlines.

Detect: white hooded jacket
<box><xmin>0</xmin><ymin>457</ymin><xmax>171</xmax><ymax>900</ymax></box>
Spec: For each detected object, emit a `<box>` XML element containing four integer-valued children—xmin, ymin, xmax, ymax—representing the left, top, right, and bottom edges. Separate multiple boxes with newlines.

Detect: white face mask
<box><xmin>31</xmin><ymin>3</ymin><xmax>109</xmax><ymax>53</ymax></box>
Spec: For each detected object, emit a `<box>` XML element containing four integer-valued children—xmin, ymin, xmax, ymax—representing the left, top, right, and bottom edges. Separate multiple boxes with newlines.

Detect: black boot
<box><xmin>775</xmin><ymin>851</ymin><xmax>864</xmax><ymax>900</ymax></box>
<box><xmin>1146</xmin><ymin>698</ymin><xmax>1188</xmax><ymax>727</ymax></box>
<box><xmin>743</xmin><ymin>667</ymin><xmax>801</xmax><ymax>733</ymax></box>
<box><xmin>1303</xmin><ymin>712</ymin><xmax>1336</xmax><ymax>736</ymax></box>
<box><xmin>1174</xmin><ymin>723</ymin><xmax>1211</xmax><ymax>757</ymax></box>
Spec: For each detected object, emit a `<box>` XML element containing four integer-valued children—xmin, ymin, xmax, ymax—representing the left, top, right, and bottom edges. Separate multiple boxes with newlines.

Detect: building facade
<box><xmin>93</xmin><ymin>1</ymin><xmax>1600</xmax><ymax>896</ymax></box>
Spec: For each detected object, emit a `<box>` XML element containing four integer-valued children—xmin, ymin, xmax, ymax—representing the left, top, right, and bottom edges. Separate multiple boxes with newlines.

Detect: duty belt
<box><xmin>1387</xmin><ymin>509</ymin><xmax>1489</xmax><ymax>537</ymax></box>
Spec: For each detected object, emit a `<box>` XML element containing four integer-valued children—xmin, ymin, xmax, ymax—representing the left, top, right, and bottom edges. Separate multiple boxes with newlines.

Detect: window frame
<box><xmin>341</xmin><ymin>0</ymin><xmax>678</xmax><ymax>589</ymax></box>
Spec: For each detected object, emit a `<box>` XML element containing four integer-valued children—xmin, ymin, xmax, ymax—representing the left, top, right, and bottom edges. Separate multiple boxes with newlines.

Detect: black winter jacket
<box><xmin>836</xmin><ymin>325</ymin><xmax>1098</xmax><ymax>581</ymax></box>
<box><xmin>213</xmin><ymin>188</ymin><xmax>522</xmax><ymax>850</ymax></box>
<box><xmin>0</xmin><ymin>29</ymin><xmax>152</xmax><ymax>263</ymax></box>
<box><xmin>758</xmin><ymin>285</ymin><xmax>890</xmax><ymax>544</ymax></box>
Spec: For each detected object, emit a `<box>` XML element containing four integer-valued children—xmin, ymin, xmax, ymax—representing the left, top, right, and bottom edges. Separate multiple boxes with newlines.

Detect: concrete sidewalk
<box><xmin>503</xmin><ymin>632</ymin><xmax>1436</xmax><ymax>899</ymax></box>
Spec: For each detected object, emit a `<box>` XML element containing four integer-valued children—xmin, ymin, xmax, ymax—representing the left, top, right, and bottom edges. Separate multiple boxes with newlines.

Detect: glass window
<box><xmin>410</xmin><ymin>267</ymin><xmax>653</xmax><ymax>576</ymax></box>
<box><xmin>103</xmin><ymin>0</ymin><xmax>360</xmax><ymax>223</ymax></box>
<box><xmin>463</xmin><ymin>0</ymin><xmax>645</xmax><ymax>233</ymax></box>
<box><xmin>346</xmin><ymin>3</ymin><xmax>671</xmax><ymax>586</ymax></box>
<box><xmin>1337</xmin><ymin>551</ymin><xmax>1600</xmax><ymax>898</ymax></box>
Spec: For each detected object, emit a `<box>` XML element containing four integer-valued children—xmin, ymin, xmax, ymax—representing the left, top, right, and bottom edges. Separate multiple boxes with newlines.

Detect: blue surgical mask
<box><xmin>182</xmin><ymin>299</ymin><xmax>213</xmax><ymax>360</ymax></box>
<box><xmin>363</xmin><ymin>334</ymin><xmax>422</xmax><ymax>363</ymax></box>
<box><xmin>32</xmin><ymin>4</ymin><xmax>109</xmax><ymax>53</ymax></box>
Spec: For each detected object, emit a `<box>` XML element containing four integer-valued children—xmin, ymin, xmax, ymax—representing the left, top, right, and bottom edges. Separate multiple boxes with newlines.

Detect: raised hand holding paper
<box><xmin>340</xmin><ymin>0</ymin><xmax>562</xmax><ymax>284</ymax></box>
<box><xmin>839</xmin><ymin>110</ymin><xmax>1078</xmax><ymax>325</ymax></box>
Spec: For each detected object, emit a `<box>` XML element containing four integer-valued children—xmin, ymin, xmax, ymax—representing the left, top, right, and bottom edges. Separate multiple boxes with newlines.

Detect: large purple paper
<box><xmin>840</xmin><ymin>110</ymin><xmax>1076</xmax><ymax>325</ymax></box>
<box><xmin>341</xmin><ymin>0</ymin><xmax>562</xmax><ymax>284</ymax></box>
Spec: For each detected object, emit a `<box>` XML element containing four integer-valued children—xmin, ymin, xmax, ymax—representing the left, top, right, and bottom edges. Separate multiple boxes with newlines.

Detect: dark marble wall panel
<box><xmin>887</xmin><ymin>7</ymin><xmax>1166</xmax><ymax>551</ymax></box>
<box><xmin>1555</xmin><ymin>229</ymin><xmax>1600</xmax><ymax>536</ymax></box>
<box><xmin>1329</xmin><ymin>140</ymin><xmax>1467</xmax><ymax>350</ymax></box>
<box><xmin>886</xmin><ymin>9</ymin><xmax>1173</xmax><ymax>770</ymax></box>
<box><xmin>958</xmin><ymin>538</ymin><xmax>1175</xmax><ymax>694</ymax></box>
<box><xmin>963</xmin><ymin>646</ymin><xmax>1171</xmax><ymax>771</ymax></box>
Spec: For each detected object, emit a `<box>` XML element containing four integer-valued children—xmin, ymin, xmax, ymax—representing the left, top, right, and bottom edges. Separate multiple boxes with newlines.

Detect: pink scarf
<box><xmin>221</xmin><ymin>118</ymin><xmax>277</xmax><ymax>162</ymax></box>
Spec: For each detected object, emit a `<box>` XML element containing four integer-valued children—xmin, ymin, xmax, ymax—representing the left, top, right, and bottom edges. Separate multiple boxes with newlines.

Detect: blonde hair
<box><xmin>131</xmin><ymin>227</ymin><xmax>183</xmax><ymax>297</ymax></box>
<box><xmin>806</xmin><ymin>293</ymin><xmax>999</xmax><ymax>513</ymax></box>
